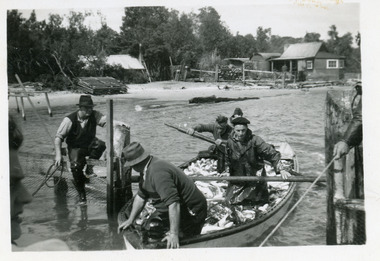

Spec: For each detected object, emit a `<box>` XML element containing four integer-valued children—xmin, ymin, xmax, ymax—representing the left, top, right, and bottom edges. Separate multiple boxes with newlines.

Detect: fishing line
<box><xmin>259</xmin><ymin>155</ymin><xmax>338</xmax><ymax>247</ymax></box>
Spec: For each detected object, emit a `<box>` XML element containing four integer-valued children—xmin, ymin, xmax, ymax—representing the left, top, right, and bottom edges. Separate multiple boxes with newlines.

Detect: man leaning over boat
<box><xmin>118</xmin><ymin>142</ymin><xmax>207</xmax><ymax>249</ymax></box>
<box><xmin>186</xmin><ymin>115</ymin><xmax>233</xmax><ymax>173</ymax></box>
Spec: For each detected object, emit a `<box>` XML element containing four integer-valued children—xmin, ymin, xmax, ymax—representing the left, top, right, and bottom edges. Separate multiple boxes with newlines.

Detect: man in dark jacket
<box><xmin>187</xmin><ymin>115</ymin><xmax>233</xmax><ymax>172</ymax></box>
<box><xmin>118</xmin><ymin>142</ymin><xmax>207</xmax><ymax>249</ymax></box>
<box><xmin>225</xmin><ymin>117</ymin><xmax>290</xmax><ymax>205</ymax></box>
<box><xmin>54</xmin><ymin>95</ymin><xmax>128</xmax><ymax>203</ymax></box>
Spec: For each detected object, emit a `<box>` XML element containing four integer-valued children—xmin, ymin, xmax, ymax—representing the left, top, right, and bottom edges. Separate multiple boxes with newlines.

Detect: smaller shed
<box><xmin>250</xmin><ymin>53</ymin><xmax>281</xmax><ymax>71</ymax></box>
<box><xmin>77</xmin><ymin>77</ymin><xmax>128</xmax><ymax>95</ymax></box>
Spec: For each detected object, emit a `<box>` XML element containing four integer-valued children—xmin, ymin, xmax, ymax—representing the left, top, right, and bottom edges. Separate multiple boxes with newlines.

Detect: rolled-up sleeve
<box><xmin>94</xmin><ymin>111</ymin><xmax>107</xmax><ymax>127</ymax></box>
<box><xmin>56</xmin><ymin>117</ymin><xmax>73</xmax><ymax>141</ymax></box>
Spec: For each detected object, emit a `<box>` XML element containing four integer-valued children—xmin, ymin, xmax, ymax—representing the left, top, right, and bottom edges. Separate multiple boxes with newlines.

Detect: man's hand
<box><xmin>186</xmin><ymin>128</ymin><xmax>195</xmax><ymax>135</ymax></box>
<box><xmin>162</xmin><ymin>232</ymin><xmax>180</xmax><ymax>249</ymax></box>
<box><xmin>54</xmin><ymin>155</ymin><xmax>62</xmax><ymax>167</ymax></box>
<box><xmin>333</xmin><ymin>141</ymin><xmax>350</xmax><ymax>159</ymax></box>
<box><xmin>215</xmin><ymin>139</ymin><xmax>223</xmax><ymax>146</ymax></box>
<box><xmin>118</xmin><ymin>219</ymin><xmax>133</xmax><ymax>234</ymax></box>
<box><xmin>280</xmin><ymin>170</ymin><xmax>291</xmax><ymax>180</ymax></box>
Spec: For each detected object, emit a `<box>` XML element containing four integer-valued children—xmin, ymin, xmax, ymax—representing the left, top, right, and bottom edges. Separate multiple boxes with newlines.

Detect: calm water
<box><xmin>10</xmin><ymin>86</ymin><xmax>352</xmax><ymax>250</ymax></box>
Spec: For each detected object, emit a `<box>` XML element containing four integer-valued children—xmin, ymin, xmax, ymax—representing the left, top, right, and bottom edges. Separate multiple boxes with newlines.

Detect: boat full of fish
<box><xmin>133</xmin><ymin>158</ymin><xmax>292</xmax><ymax>235</ymax></box>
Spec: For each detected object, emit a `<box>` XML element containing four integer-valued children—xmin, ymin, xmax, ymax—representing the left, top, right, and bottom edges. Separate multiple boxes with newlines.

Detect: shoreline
<box><xmin>8</xmin><ymin>81</ymin><xmax>349</xmax><ymax>110</ymax></box>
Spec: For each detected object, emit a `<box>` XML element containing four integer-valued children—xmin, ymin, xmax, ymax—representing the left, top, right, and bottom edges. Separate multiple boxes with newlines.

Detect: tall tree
<box><xmin>255</xmin><ymin>27</ymin><xmax>271</xmax><ymax>52</ymax></box>
<box><xmin>303</xmin><ymin>32</ymin><xmax>321</xmax><ymax>42</ymax></box>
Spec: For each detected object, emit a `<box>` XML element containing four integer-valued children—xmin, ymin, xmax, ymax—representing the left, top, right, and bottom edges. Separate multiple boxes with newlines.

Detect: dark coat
<box><xmin>343</xmin><ymin>97</ymin><xmax>362</xmax><ymax>147</ymax></box>
<box><xmin>226</xmin><ymin>129</ymin><xmax>281</xmax><ymax>177</ymax></box>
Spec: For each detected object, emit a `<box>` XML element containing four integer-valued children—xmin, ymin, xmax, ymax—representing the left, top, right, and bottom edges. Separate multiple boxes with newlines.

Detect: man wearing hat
<box><xmin>186</xmin><ymin>115</ymin><xmax>233</xmax><ymax>173</ymax></box>
<box><xmin>54</xmin><ymin>95</ymin><xmax>114</xmax><ymax>203</ymax></box>
<box><xmin>225</xmin><ymin>117</ymin><xmax>291</xmax><ymax>205</ymax></box>
<box><xmin>229</xmin><ymin>107</ymin><xmax>244</xmax><ymax>127</ymax></box>
<box><xmin>118</xmin><ymin>142</ymin><xmax>207</xmax><ymax>249</ymax></box>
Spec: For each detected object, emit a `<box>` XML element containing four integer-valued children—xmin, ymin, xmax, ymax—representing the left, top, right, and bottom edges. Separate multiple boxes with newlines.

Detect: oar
<box><xmin>164</xmin><ymin>123</ymin><xmax>215</xmax><ymax>144</ymax></box>
<box><xmin>129</xmin><ymin>175</ymin><xmax>326</xmax><ymax>183</ymax></box>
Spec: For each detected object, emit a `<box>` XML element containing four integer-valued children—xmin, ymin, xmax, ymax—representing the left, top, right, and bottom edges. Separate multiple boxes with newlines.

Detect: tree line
<box><xmin>7</xmin><ymin>6</ymin><xmax>361</xmax><ymax>90</ymax></box>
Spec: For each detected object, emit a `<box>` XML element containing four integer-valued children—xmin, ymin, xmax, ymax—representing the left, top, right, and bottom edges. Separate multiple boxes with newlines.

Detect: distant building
<box><xmin>222</xmin><ymin>58</ymin><xmax>250</xmax><ymax>67</ymax></box>
<box><xmin>79</xmin><ymin>54</ymin><xmax>145</xmax><ymax>70</ymax></box>
<box><xmin>250</xmin><ymin>53</ymin><xmax>281</xmax><ymax>71</ymax></box>
<box><xmin>270</xmin><ymin>42</ymin><xmax>345</xmax><ymax>81</ymax></box>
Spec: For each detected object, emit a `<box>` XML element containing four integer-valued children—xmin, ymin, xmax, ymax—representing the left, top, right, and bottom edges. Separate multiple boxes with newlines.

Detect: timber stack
<box><xmin>325</xmin><ymin>90</ymin><xmax>365</xmax><ymax>245</ymax></box>
<box><xmin>77</xmin><ymin>77</ymin><xmax>128</xmax><ymax>95</ymax></box>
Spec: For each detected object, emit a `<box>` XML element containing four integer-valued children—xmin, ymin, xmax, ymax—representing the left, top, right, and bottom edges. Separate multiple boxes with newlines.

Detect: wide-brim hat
<box><xmin>231</xmin><ymin>117</ymin><xmax>250</xmax><ymax>126</ymax></box>
<box><xmin>122</xmin><ymin>142</ymin><xmax>150</xmax><ymax>167</ymax></box>
<box><xmin>77</xmin><ymin>95</ymin><xmax>95</xmax><ymax>107</ymax></box>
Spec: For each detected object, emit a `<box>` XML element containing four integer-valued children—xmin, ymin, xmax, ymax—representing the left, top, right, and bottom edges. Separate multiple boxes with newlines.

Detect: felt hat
<box><xmin>231</xmin><ymin>117</ymin><xmax>250</xmax><ymax>126</ymax></box>
<box><xmin>122</xmin><ymin>142</ymin><xmax>150</xmax><ymax>167</ymax></box>
<box><xmin>77</xmin><ymin>95</ymin><xmax>95</xmax><ymax>107</ymax></box>
<box><xmin>232</xmin><ymin>107</ymin><xmax>243</xmax><ymax>117</ymax></box>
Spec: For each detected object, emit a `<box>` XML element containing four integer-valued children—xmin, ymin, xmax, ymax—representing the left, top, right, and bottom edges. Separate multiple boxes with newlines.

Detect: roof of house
<box><xmin>106</xmin><ymin>55</ymin><xmax>145</xmax><ymax>70</ymax></box>
<box><xmin>315</xmin><ymin>51</ymin><xmax>345</xmax><ymax>59</ymax></box>
<box><xmin>272</xmin><ymin>42</ymin><xmax>324</xmax><ymax>60</ymax></box>
<box><xmin>251</xmin><ymin>53</ymin><xmax>281</xmax><ymax>60</ymax></box>
<box><xmin>224</xmin><ymin>58</ymin><xmax>250</xmax><ymax>62</ymax></box>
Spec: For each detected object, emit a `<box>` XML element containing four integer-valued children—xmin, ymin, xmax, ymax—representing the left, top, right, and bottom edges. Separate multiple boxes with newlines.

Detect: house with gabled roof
<box><xmin>270</xmin><ymin>42</ymin><xmax>345</xmax><ymax>81</ymax></box>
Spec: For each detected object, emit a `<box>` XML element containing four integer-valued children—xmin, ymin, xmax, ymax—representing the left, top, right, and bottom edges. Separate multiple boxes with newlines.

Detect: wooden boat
<box><xmin>118</xmin><ymin>142</ymin><xmax>299</xmax><ymax>249</ymax></box>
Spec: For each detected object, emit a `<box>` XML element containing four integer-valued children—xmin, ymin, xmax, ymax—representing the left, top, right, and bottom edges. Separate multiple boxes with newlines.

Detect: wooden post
<box><xmin>20</xmin><ymin>96</ymin><xmax>26</xmax><ymax>120</ymax></box>
<box><xmin>183</xmin><ymin>66</ymin><xmax>188</xmax><ymax>81</ymax></box>
<box><xmin>242</xmin><ymin>63</ymin><xmax>245</xmax><ymax>84</ymax></box>
<box><xmin>15</xmin><ymin>96</ymin><xmax>20</xmax><ymax>113</ymax></box>
<box><xmin>215</xmin><ymin>64</ymin><xmax>219</xmax><ymax>82</ymax></box>
<box><xmin>106</xmin><ymin>99</ymin><xmax>114</xmax><ymax>216</ymax></box>
<box><xmin>44</xmin><ymin>92</ymin><xmax>53</xmax><ymax>117</ymax></box>
<box><xmin>325</xmin><ymin>90</ymin><xmax>365</xmax><ymax>245</ymax></box>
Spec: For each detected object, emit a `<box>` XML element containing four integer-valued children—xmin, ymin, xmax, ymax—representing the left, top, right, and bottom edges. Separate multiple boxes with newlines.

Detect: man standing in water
<box><xmin>118</xmin><ymin>142</ymin><xmax>207</xmax><ymax>249</ymax></box>
<box><xmin>54</xmin><ymin>95</ymin><xmax>128</xmax><ymax>203</ymax></box>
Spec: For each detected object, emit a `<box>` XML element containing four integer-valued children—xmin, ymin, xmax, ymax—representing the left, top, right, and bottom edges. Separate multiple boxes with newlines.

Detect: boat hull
<box><xmin>120</xmin><ymin>142</ymin><xmax>298</xmax><ymax>249</ymax></box>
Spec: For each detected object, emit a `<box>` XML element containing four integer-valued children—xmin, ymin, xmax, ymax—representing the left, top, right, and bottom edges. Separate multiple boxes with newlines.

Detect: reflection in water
<box><xmin>53</xmin><ymin>177</ymin><xmax>71</xmax><ymax>232</ymax></box>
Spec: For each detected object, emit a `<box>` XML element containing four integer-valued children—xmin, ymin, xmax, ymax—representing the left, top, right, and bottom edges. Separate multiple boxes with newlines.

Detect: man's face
<box><xmin>234</xmin><ymin>124</ymin><xmax>248</xmax><ymax>141</ymax></box>
<box><xmin>78</xmin><ymin>106</ymin><xmax>93</xmax><ymax>119</ymax></box>
<box><xmin>10</xmin><ymin>149</ymin><xmax>32</xmax><ymax>241</ymax></box>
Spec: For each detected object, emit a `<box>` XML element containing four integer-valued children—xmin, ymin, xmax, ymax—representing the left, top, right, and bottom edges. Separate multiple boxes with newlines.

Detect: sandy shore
<box><xmin>7</xmin><ymin>80</ymin><xmax>340</xmax><ymax>110</ymax></box>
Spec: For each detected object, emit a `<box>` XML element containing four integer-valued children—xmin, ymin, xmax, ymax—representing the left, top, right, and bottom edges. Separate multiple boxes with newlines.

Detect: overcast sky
<box><xmin>17</xmin><ymin>2</ymin><xmax>360</xmax><ymax>42</ymax></box>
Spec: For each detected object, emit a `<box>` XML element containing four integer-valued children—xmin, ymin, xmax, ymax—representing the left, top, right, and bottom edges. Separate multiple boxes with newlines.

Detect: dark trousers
<box><xmin>68</xmin><ymin>138</ymin><xmax>106</xmax><ymax>195</ymax></box>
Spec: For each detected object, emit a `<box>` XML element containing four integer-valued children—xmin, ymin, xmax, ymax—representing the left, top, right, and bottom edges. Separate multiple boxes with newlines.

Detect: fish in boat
<box><xmin>118</xmin><ymin>142</ymin><xmax>299</xmax><ymax>249</ymax></box>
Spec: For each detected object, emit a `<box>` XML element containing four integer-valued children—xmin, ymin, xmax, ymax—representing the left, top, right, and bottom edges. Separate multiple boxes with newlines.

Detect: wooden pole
<box><xmin>20</xmin><ymin>96</ymin><xmax>26</xmax><ymax>120</ymax></box>
<box><xmin>44</xmin><ymin>92</ymin><xmax>53</xmax><ymax>117</ymax></box>
<box><xmin>242</xmin><ymin>63</ymin><xmax>245</xmax><ymax>84</ymax></box>
<box><xmin>106</xmin><ymin>99</ymin><xmax>114</xmax><ymax>216</ymax></box>
<box><xmin>183</xmin><ymin>66</ymin><xmax>188</xmax><ymax>81</ymax></box>
<box><xmin>15</xmin><ymin>96</ymin><xmax>20</xmax><ymax>113</ymax></box>
<box><xmin>215</xmin><ymin>64</ymin><xmax>219</xmax><ymax>82</ymax></box>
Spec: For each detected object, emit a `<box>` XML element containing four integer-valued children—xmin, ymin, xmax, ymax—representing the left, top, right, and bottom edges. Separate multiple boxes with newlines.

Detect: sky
<box><xmin>16</xmin><ymin>2</ymin><xmax>360</xmax><ymax>42</ymax></box>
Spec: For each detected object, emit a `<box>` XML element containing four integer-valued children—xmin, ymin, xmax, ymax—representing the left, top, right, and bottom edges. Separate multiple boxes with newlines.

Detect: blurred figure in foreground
<box><xmin>9</xmin><ymin>115</ymin><xmax>69</xmax><ymax>251</ymax></box>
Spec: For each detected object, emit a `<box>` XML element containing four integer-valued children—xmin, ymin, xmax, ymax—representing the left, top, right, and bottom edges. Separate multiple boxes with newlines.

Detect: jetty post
<box><xmin>106</xmin><ymin>99</ymin><xmax>114</xmax><ymax>215</ymax></box>
<box><xmin>325</xmin><ymin>90</ymin><xmax>365</xmax><ymax>245</ymax></box>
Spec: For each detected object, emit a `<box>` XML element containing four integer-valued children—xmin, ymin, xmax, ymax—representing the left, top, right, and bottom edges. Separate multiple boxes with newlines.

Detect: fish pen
<box><xmin>325</xmin><ymin>90</ymin><xmax>365</xmax><ymax>245</ymax></box>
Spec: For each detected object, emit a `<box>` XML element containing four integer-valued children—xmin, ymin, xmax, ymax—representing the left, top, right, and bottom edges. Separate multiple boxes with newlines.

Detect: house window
<box><xmin>327</xmin><ymin>59</ymin><xmax>339</xmax><ymax>69</ymax></box>
<box><xmin>306</xmin><ymin>60</ymin><xmax>313</xmax><ymax>69</ymax></box>
<box><xmin>339</xmin><ymin>60</ymin><xmax>345</xmax><ymax>68</ymax></box>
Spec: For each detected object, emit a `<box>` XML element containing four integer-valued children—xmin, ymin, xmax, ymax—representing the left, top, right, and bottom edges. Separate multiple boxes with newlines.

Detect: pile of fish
<box><xmin>132</xmin><ymin>158</ymin><xmax>293</xmax><ymax>235</ymax></box>
<box><xmin>183</xmin><ymin>158</ymin><xmax>292</xmax><ymax>234</ymax></box>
